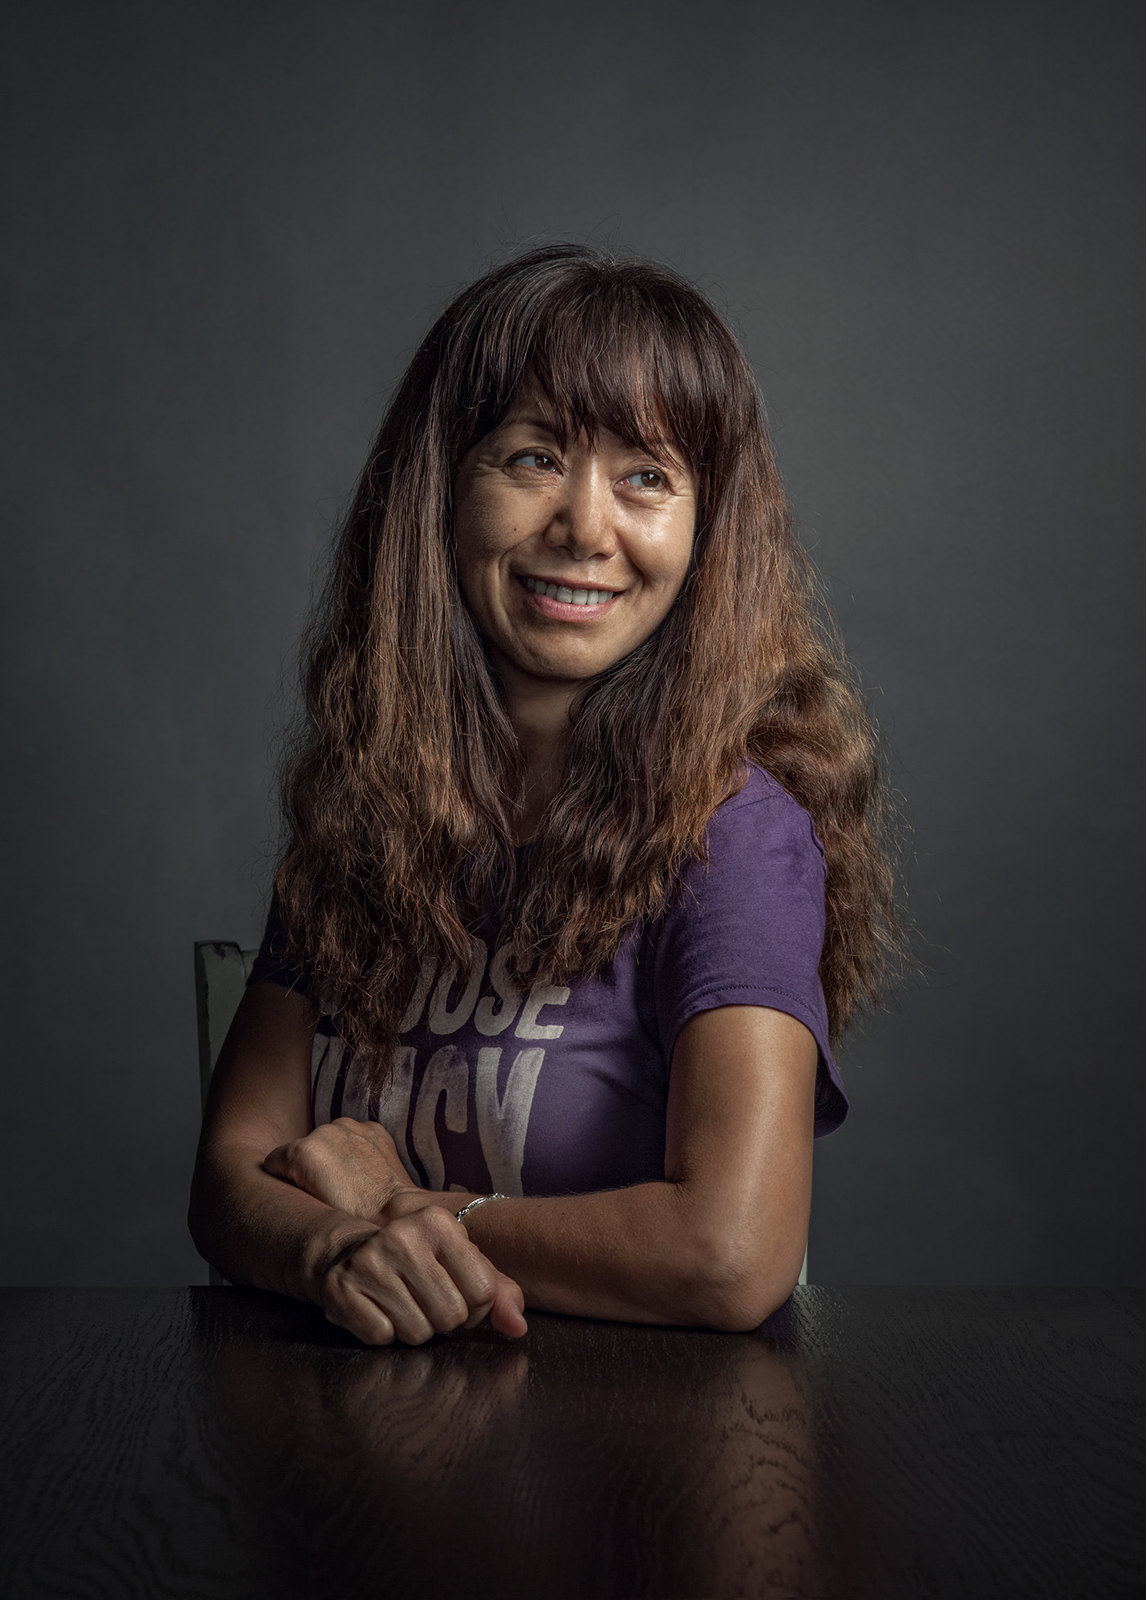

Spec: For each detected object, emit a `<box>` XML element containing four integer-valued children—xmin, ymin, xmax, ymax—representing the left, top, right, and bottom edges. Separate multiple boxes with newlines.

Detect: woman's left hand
<box><xmin>263</xmin><ymin>1118</ymin><xmax>419</xmax><ymax>1222</ymax></box>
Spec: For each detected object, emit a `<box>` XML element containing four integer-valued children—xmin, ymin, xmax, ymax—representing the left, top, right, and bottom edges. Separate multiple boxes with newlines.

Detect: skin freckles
<box><xmin>453</xmin><ymin>379</ymin><xmax>698</xmax><ymax>835</ymax></box>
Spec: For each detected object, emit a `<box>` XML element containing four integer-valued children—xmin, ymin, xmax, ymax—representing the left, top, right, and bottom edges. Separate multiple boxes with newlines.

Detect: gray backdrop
<box><xmin>2</xmin><ymin>0</ymin><xmax>1141</xmax><ymax>1287</ymax></box>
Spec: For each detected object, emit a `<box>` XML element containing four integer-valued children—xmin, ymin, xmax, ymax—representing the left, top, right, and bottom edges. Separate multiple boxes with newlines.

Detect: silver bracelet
<box><xmin>455</xmin><ymin>1193</ymin><xmax>509</xmax><ymax>1226</ymax></box>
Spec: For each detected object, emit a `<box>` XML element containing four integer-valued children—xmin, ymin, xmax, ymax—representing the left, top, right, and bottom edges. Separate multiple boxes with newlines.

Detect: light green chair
<box><xmin>193</xmin><ymin>942</ymin><xmax>257</xmax><ymax>1286</ymax></box>
<box><xmin>193</xmin><ymin>940</ymin><xmax>809</xmax><ymax>1290</ymax></box>
<box><xmin>194</xmin><ymin>941</ymin><xmax>258</xmax><ymax>1114</ymax></box>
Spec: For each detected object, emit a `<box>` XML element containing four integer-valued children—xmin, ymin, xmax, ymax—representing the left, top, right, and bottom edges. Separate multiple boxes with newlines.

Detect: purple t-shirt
<box><xmin>248</xmin><ymin>761</ymin><xmax>848</xmax><ymax>1197</ymax></box>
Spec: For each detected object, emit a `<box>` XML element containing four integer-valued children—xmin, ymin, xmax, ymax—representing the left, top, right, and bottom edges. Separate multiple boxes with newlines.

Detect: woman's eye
<box><xmin>512</xmin><ymin>451</ymin><xmax>559</xmax><ymax>472</ymax></box>
<box><xmin>624</xmin><ymin>468</ymin><xmax>666</xmax><ymax>490</ymax></box>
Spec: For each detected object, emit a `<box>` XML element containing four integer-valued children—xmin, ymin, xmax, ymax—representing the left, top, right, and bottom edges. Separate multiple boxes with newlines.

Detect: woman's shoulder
<box><xmin>651</xmin><ymin>757</ymin><xmax>843</xmax><ymax>1133</ymax></box>
<box><xmin>651</xmin><ymin>759</ymin><xmax>828</xmax><ymax>940</ymax></box>
<box><xmin>705</xmin><ymin>759</ymin><xmax>826</xmax><ymax>865</ymax></box>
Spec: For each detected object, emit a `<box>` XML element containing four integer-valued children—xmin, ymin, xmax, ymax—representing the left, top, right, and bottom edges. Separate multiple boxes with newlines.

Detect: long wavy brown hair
<box><xmin>274</xmin><ymin>242</ymin><xmax>911</xmax><ymax>1084</ymax></box>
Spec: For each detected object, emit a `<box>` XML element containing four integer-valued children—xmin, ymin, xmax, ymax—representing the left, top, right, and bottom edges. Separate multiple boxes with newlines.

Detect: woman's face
<box><xmin>452</xmin><ymin>380</ymin><xmax>698</xmax><ymax>707</ymax></box>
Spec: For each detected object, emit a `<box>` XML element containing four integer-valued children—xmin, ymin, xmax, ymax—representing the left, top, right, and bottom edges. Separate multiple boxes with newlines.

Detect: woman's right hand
<box><xmin>311</xmin><ymin>1203</ymin><xmax>528</xmax><ymax>1346</ymax></box>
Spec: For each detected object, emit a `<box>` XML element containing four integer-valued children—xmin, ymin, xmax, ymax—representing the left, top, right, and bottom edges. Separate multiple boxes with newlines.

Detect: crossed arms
<box><xmin>187</xmin><ymin>982</ymin><xmax>816</xmax><ymax>1345</ymax></box>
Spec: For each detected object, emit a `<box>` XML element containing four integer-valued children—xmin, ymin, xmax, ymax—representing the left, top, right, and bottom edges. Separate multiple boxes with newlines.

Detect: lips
<box><xmin>515</xmin><ymin>575</ymin><xmax>620</xmax><ymax>619</ymax></box>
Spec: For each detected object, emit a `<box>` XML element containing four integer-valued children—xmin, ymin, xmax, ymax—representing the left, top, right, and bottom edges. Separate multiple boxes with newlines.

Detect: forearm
<box><xmin>405</xmin><ymin>1181</ymin><xmax>740</xmax><ymax>1329</ymax></box>
<box><xmin>189</xmin><ymin>1141</ymin><xmax>378</xmax><ymax>1304</ymax></box>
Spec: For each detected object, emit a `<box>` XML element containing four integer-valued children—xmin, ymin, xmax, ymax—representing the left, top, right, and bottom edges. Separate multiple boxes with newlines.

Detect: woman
<box><xmin>189</xmin><ymin>243</ymin><xmax>907</xmax><ymax>1346</ymax></box>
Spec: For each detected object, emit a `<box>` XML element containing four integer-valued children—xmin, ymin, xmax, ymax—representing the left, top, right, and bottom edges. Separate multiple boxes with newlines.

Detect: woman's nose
<box><xmin>546</xmin><ymin>466</ymin><xmax>619</xmax><ymax>558</ymax></box>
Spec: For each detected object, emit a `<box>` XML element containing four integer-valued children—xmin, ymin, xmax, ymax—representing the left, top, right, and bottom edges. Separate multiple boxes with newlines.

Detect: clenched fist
<box><xmin>262</xmin><ymin>1117</ymin><xmax>527</xmax><ymax>1345</ymax></box>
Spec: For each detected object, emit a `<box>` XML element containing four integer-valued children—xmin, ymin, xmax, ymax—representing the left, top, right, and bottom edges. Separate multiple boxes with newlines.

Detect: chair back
<box><xmin>193</xmin><ymin>941</ymin><xmax>257</xmax><ymax>1287</ymax></box>
<box><xmin>193</xmin><ymin>941</ymin><xmax>258</xmax><ymax>1110</ymax></box>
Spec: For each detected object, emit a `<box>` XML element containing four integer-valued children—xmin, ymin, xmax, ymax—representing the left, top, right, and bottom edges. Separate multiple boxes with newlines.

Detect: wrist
<box><xmin>377</xmin><ymin>1185</ymin><xmax>461</xmax><ymax>1226</ymax></box>
<box><xmin>455</xmin><ymin>1192</ymin><xmax>510</xmax><ymax>1228</ymax></box>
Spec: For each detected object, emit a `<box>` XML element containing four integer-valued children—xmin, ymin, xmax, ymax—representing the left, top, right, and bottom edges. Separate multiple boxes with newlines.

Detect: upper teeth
<box><xmin>522</xmin><ymin>577</ymin><xmax>614</xmax><ymax>606</ymax></box>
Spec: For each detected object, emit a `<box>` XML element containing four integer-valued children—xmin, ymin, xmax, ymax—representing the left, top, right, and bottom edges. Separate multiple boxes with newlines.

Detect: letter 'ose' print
<box><xmin>310</xmin><ymin>936</ymin><xmax>570</xmax><ymax>1196</ymax></box>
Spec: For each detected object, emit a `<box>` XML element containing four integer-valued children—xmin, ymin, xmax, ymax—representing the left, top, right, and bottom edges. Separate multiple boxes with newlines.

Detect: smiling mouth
<box><xmin>517</xmin><ymin>575</ymin><xmax>621</xmax><ymax>605</ymax></box>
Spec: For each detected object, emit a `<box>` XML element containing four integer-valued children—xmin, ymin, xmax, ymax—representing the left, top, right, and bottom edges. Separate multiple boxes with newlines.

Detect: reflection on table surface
<box><xmin>200</xmin><ymin>1297</ymin><xmax>825</xmax><ymax>1599</ymax></box>
<box><xmin>1</xmin><ymin>1286</ymin><xmax>1144</xmax><ymax>1599</ymax></box>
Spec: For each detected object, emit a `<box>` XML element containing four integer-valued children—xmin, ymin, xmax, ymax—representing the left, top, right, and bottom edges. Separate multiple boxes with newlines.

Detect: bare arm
<box><xmin>188</xmin><ymin>982</ymin><xmax>527</xmax><ymax>1342</ymax></box>
<box><xmin>188</xmin><ymin>981</ymin><xmax>350</xmax><ymax>1300</ymax></box>
<box><xmin>427</xmin><ymin>1005</ymin><xmax>815</xmax><ymax>1330</ymax></box>
<box><xmin>271</xmin><ymin>1004</ymin><xmax>817</xmax><ymax>1332</ymax></box>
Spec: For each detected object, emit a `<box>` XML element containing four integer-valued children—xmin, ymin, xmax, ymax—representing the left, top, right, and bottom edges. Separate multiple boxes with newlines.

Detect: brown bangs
<box><xmin>449</xmin><ymin>263</ymin><xmax>747</xmax><ymax>504</ymax></box>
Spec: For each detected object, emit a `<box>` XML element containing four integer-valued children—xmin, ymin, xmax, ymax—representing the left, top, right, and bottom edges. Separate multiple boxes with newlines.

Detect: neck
<box><xmin>488</xmin><ymin>655</ymin><xmax>584</xmax><ymax>841</ymax></box>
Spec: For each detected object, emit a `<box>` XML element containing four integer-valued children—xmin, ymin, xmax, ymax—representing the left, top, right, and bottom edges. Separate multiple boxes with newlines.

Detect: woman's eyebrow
<box><xmin>498</xmin><ymin>411</ymin><xmax>562</xmax><ymax>435</ymax></box>
<box><xmin>491</xmin><ymin>406</ymin><xmax>690</xmax><ymax>473</ymax></box>
<box><xmin>499</xmin><ymin>412</ymin><xmax>681</xmax><ymax>459</ymax></box>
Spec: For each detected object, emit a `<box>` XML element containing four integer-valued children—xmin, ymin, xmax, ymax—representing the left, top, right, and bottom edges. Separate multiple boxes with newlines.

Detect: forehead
<box><xmin>495</xmin><ymin>382</ymin><xmax>561</xmax><ymax>430</ymax></box>
<box><xmin>492</xmin><ymin>374</ymin><xmax>684</xmax><ymax>460</ymax></box>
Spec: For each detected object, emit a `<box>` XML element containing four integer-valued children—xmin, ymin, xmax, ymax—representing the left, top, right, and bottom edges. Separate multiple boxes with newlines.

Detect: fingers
<box><xmin>317</xmin><ymin>1210</ymin><xmax>526</xmax><ymax>1347</ymax></box>
<box><xmin>323</xmin><ymin>1295</ymin><xmax>397</xmax><ymax>1346</ymax></box>
<box><xmin>429</xmin><ymin>1213</ymin><xmax>501</xmax><ymax>1306</ymax></box>
<box><xmin>327</xmin><ymin>1270</ymin><xmax>467</xmax><ymax>1347</ymax></box>
<box><xmin>322</xmin><ymin>1260</ymin><xmax>442</xmax><ymax>1347</ymax></box>
<box><xmin>459</xmin><ymin>1269</ymin><xmax>528</xmax><ymax>1335</ymax></box>
<box><xmin>261</xmin><ymin>1142</ymin><xmax>293</xmax><ymax>1181</ymax></box>
<box><xmin>488</xmin><ymin>1275</ymin><xmax>529</xmax><ymax>1339</ymax></box>
<box><xmin>388</xmin><ymin>1210</ymin><xmax>503</xmax><ymax>1334</ymax></box>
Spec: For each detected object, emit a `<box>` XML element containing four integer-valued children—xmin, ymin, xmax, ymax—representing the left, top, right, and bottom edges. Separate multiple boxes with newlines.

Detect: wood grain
<box><xmin>0</xmin><ymin>1287</ymin><xmax>1144</xmax><ymax>1598</ymax></box>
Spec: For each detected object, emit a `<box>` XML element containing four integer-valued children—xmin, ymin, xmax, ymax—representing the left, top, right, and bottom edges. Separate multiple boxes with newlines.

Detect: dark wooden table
<box><xmin>1</xmin><ymin>1287</ymin><xmax>1144</xmax><ymax>1599</ymax></box>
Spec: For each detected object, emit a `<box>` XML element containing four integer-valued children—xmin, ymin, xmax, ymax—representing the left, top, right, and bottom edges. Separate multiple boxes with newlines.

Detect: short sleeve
<box><xmin>247</xmin><ymin>890</ymin><xmax>315</xmax><ymax>1000</ymax></box>
<box><xmin>653</xmin><ymin>771</ymin><xmax>848</xmax><ymax>1136</ymax></box>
